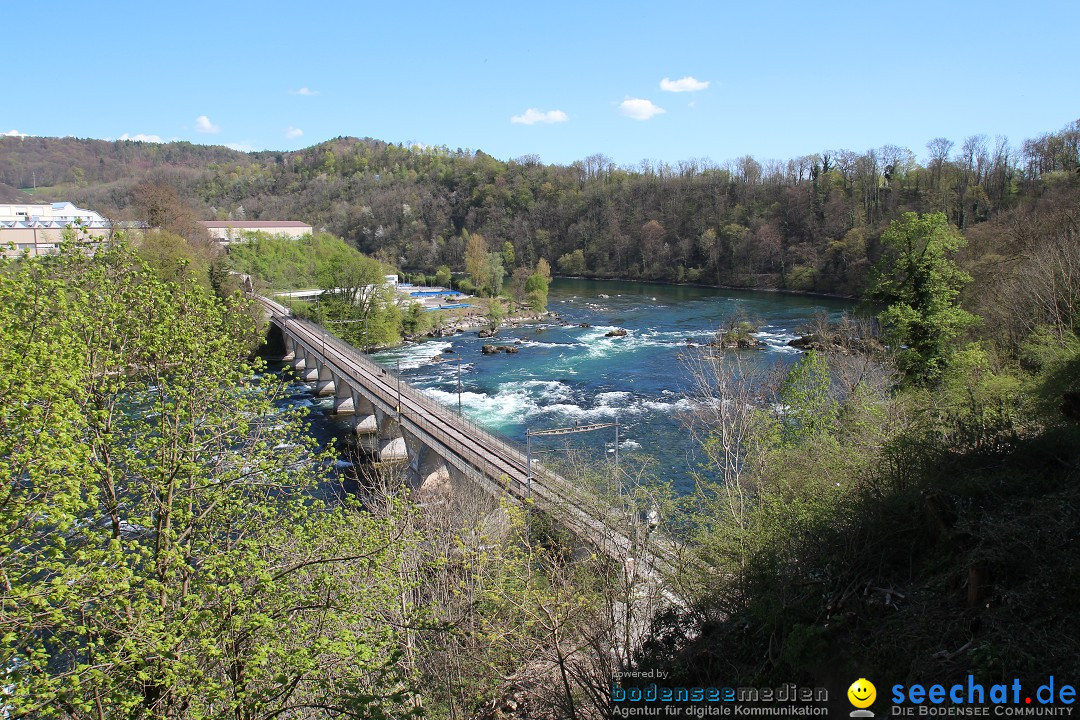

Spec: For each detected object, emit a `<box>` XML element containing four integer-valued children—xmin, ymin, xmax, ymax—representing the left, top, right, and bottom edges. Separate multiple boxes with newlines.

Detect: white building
<box><xmin>198</xmin><ymin>220</ymin><xmax>313</xmax><ymax>245</ymax></box>
<box><xmin>0</xmin><ymin>202</ymin><xmax>113</xmax><ymax>257</ymax></box>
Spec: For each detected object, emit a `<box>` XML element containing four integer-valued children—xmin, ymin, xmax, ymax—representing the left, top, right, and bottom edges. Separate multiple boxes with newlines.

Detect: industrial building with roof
<box><xmin>198</xmin><ymin>220</ymin><xmax>313</xmax><ymax>245</ymax></box>
<box><xmin>0</xmin><ymin>202</ymin><xmax>115</xmax><ymax>257</ymax></box>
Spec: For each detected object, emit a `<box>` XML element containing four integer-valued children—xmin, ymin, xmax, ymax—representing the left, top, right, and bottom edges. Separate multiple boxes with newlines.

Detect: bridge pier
<box><xmin>348</xmin><ymin>395</ymin><xmax>379</xmax><ymax>453</ymax></box>
<box><xmin>297</xmin><ymin>348</ymin><xmax>319</xmax><ymax>382</ymax></box>
<box><xmin>402</xmin><ymin>429</ymin><xmax>452</xmax><ymax>499</ymax></box>
<box><xmin>351</xmin><ymin>395</ymin><xmax>378</xmax><ymax>433</ymax></box>
<box><xmin>289</xmin><ymin>345</ymin><xmax>307</xmax><ymax>373</ymax></box>
<box><xmin>375</xmin><ymin>408</ymin><xmax>407</xmax><ymax>462</ymax></box>
<box><xmin>333</xmin><ymin>378</ymin><xmax>356</xmax><ymax>414</ymax></box>
<box><xmin>315</xmin><ymin>362</ymin><xmax>335</xmax><ymax>396</ymax></box>
<box><xmin>281</xmin><ymin>335</ymin><xmax>296</xmax><ymax>362</ymax></box>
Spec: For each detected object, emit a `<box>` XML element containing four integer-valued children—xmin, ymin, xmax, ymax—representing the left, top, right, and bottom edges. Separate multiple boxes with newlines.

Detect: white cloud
<box><xmin>194</xmin><ymin>115</ymin><xmax>221</xmax><ymax>134</ymax></box>
<box><xmin>226</xmin><ymin>142</ymin><xmax>256</xmax><ymax>152</ymax></box>
<box><xmin>510</xmin><ymin>108</ymin><xmax>569</xmax><ymax>125</ymax></box>
<box><xmin>118</xmin><ymin>133</ymin><xmax>164</xmax><ymax>143</ymax></box>
<box><xmin>619</xmin><ymin>98</ymin><xmax>666</xmax><ymax>121</ymax></box>
<box><xmin>660</xmin><ymin>76</ymin><xmax>710</xmax><ymax>93</ymax></box>
<box><xmin>3</xmin><ymin>129</ymin><xmax>28</xmax><ymax>138</ymax></box>
<box><xmin>291</xmin><ymin>87</ymin><xmax>318</xmax><ymax>96</ymax></box>
<box><xmin>285</xmin><ymin>126</ymin><xmax>304</xmax><ymax>139</ymax></box>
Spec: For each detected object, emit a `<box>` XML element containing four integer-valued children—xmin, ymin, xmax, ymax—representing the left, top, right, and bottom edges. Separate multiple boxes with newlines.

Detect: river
<box><xmin>269</xmin><ymin>278</ymin><xmax>853</xmax><ymax>494</ymax></box>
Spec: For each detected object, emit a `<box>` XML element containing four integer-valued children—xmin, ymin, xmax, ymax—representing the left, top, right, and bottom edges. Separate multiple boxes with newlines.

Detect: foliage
<box><xmin>401</xmin><ymin>301</ymin><xmax>430</xmax><ymax>336</ymax></box>
<box><xmin>134</xmin><ymin>228</ymin><xmax>220</xmax><ymax>291</ymax></box>
<box><xmin>130</xmin><ymin>181</ymin><xmax>210</xmax><ymax>242</ymax></box>
<box><xmin>535</xmin><ymin>257</ymin><xmax>552</xmax><ymax>281</ymax></box>
<box><xmin>524</xmin><ymin>270</ymin><xmax>549</xmax><ymax>313</ymax></box>
<box><xmin>0</xmin><ymin>239</ymin><xmax>413</xmax><ymax>717</ymax></box>
<box><xmin>485</xmin><ymin>298</ymin><xmax>506</xmax><ymax>332</ymax></box>
<box><xmin>464</xmin><ymin>231</ymin><xmax>488</xmax><ymax>292</ymax></box>
<box><xmin>557</xmin><ymin>249</ymin><xmax>586</xmax><ymax>276</ymax></box>
<box><xmin>8</xmin><ymin>121</ymin><xmax>1080</xmax><ymax>297</ymax></box>
<box><xmin>228</xmin><ymin>231</ymin><xmax>381</xmax><ymax>291</ymax></box>
<box><xmin>870</xmin><ymin>212</ymin><xmax>978</xmax><ymax>384</ymax></box>
<box><xmin>647</xmin><ymin>299</ymin><xmax>1080</xmax><ymax>694</ymax></box>
<box><xmin>776</xmin><ymin>350</ymin><xmax>840</xmax><ymax>445</ymax></box>
<box><xmin>716</xmin><ymin>317</ymin><xmax>759</xmax><ymax>347</ymax></box>
<box><xmin>301</xmin><ymin>290</ymin><xmax>403</xmax><ymax>351</ymax></box>
<box><xmin>484</xmin><ymin>252</ymin><xmax>505</xmax><ymax>296</ymax></box>
<box><xmin>1019</xmin><ymin>327</ymin><xmax>1080</xmax><ymax>418</ymax></box>
<box><xmin>434</xmin><ymin>264</ymin><xmax>452</xmax><ymax>288</ymax></box>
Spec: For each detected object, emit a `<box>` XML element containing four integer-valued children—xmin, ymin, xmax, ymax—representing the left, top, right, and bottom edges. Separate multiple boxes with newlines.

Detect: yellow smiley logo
<box><xmin>848</xmin><ymin>678</ymin><xmax>876</xmax><ymax>709</ymax></box>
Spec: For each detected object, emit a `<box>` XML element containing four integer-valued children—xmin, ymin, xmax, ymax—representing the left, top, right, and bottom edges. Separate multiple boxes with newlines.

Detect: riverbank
<box><xmin>416</xmin><ymin>306</ymin><xmax>558</xmax><ymax>340</ymax></box>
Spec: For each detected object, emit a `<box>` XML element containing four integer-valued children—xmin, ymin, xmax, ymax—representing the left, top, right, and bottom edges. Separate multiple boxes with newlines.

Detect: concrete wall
<box><xmin>0</xmin><ymin>227</ymin><xmax>64</xmax><ymax>257</ymax></box>
<box><xmin>204</xmin><ymin>226</ymin><xmax>313</xmax><ymax>244</ymax></box>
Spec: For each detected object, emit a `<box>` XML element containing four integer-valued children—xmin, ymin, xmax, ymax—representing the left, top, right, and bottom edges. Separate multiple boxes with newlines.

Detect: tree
<box><xmin>484</xmin><ymin>251</ymin><xmax>505</xmax><ymax>296</ymax></box>
<box><xmin>130</xmin><ymin>181</ymin><xmax>209</xmax><ymax>242</ymax></box>
<box><xmin>536</xmin><ymin>257</ymin><xmax>552</xmax><ymax>281</ymax></box>
<box><xmin>509</xmin><ymin>265</ymin><xmax>531</xmax><ymax>305</ymax></box>
<box><xmin>776</xmin><ymin>350</ymin><xmax>839</xmax><ymax>445</ymax></box>
<box><xmin>135</xmin><ymin>228</ymin><xmax>220</xmax><ymax>290</ymax></box>
<box><xmin>640</xmin><ymin>220</ymin><xmax>666</xmax><ymax>275</ymax></box>
<box><xmin>434</xmin><ymin>264</ymin><xmax>452</xmax><ymax>288</ymax></box>
<box><xmin>501</xmin><ymin>240</ymin><xmax>516</xmax><ymax>269</ymax></box>
<box><xmin>869</xmin><ymin>212</ymin><xmax>977</xmax><ymax>384</ymax></box>
<box><xmin>557</xmin><ymin>249</ymin><xmax>586</xmax><ymax>276</ymax></box>
<box><xmin>485</xmin><ymin>298</ymin><xmax>506</xmax><ymax>332</ymax></box>
<box><xmin>0</xmin><ymin>238</ymin><xmax>414</xmax><ymax>717</ymax></box>
<box><xmin>524</xmin><ymin>270</ymin><xmax>550</xmax><ymax>313</ymax></box>
<box><xmin>465</xmin><ymin>231</ymin><xmax>488</xmax><ymax>292</ymax></box>
<box><xmin>402</xmin><ymin>300</ymin><xmax>429</xmax><ymax>336</ymax></box>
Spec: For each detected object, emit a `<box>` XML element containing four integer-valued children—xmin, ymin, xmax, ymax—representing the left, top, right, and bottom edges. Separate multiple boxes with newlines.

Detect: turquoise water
<box><xmin>369</xmin><ymin>278</ymin><xmax>853</xmax><ymax>493</ymax></box>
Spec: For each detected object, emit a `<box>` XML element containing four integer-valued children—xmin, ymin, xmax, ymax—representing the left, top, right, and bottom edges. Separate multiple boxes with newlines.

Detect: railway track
<box><xmin>257</xmin><ymin>296</ymin><xmax>683</xmax><ymax>579</ymax></box>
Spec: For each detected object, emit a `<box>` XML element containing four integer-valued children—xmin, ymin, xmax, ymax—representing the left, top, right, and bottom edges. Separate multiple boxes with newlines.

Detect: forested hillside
<box><xmin>3</xmin><ymin>120</ymin><xmax>1077</xmax><ymax>296</ymax></box>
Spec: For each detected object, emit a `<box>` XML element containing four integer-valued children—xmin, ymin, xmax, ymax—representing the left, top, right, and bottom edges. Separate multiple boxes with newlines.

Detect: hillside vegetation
<box><xmin>2</xmin><ymin>120</ymin><xmax>1077</xmax><ymax>301</ymax></box>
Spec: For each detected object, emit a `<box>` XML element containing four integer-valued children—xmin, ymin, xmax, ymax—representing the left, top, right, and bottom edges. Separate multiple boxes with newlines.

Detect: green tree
<box><xmin>524</xmin><ymin>270</ymin><xmax>549</xmax><ymax>313</ymax></box>
<box><xmin>776</xmin><ymin>350</ymin><xmax>839</xmax><ymax>445</ymax></box>
<box><xmin>485</xmin><ymin>251</ymin><xmax>505</xmax><ymax>296</ymax></box>
<box><xmin>136</xmin><ymin>228</ymin><xmax>220</xmax><ymax>290</ymax></box>
<box><xmin>501</xmin><ymin>240</ymin><xmax>516</xmax><ymax>269</ymax></box>
<box><xmin>228</xmin><ymin>232</ymin><xmax>380</xmax><ymax>291</ymax></box>
<box><xmin>870</xmin><ymin>212</ymin><xmax>977</xmax><ymax>384</ymax></box>
<box><xmin>464</xmin><ymin>231</ymin><xmax>488</xmax><ymax>292</ymax></box>
<box><xmin>536</xmin><ymin>257</ymin><xmax>552</xmax><ymax>281</ymax></box>
<box><xmin>486</xmin><ymin>298</ymin><xmax>506</xmax><ymax>332</ymax></box>
<box><xmin>434</xmin><ymin>264</ymin><xmax>452</xmax><ymax>288</ymax></box>
<box><xmin>557</xmin><ymin>249</ymin><xmax>586</xmax><ymax>276</ymax></box>
<box><xmin>0</xmin><ymin>239</ymin><xmax>414</xmax><ymax>717</ymax></box>
<box><xmin>402</xmin><ymin>300</ymin><xmax>430</xmax><ymax>336</ymax></box>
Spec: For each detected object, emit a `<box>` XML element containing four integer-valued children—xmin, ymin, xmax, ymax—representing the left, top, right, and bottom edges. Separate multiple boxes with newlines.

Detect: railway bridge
<box><xmin>256</xmin><ymin>295</ymin><xmax>678</xmax><ymax>576</ymax></box>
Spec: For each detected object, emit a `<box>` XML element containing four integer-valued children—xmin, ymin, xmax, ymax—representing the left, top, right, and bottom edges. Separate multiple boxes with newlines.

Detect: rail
<box><xmin>256</xmin><ymin>294</ymin><xmax>682</xmax><ymax>576</ymax></box>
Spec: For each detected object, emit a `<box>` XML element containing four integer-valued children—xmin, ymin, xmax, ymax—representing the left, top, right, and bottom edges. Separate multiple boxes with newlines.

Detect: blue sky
<box><xmin>4</xmin><ymin>0</ymin><xmax>1077</xmax><ymax>167</ymax></box>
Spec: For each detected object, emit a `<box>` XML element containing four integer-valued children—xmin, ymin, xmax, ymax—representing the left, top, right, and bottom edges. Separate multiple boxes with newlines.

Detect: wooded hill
<box><xmin>1</xmin><ymin>120</ymin><xmax>1078</xmax><ymax>298</ymax></box>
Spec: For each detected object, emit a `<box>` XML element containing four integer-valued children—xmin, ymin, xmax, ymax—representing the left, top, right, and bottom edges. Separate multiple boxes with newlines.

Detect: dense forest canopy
<box><xmin>2</xmin><ymin>119</ymin><xmax>1077</xmax><ymax>298</ymax></box>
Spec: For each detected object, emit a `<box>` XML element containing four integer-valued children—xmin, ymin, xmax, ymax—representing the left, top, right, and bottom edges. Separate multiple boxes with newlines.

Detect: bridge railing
<box><xmin>291</xmin><ymin>315</ymin><xmax>635</xmax><ymax>528</ymax></box>
<box><xmin>257</xmin><ymin>296</ymin><xmax>681</xmax><ymax>572</ymax></box>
